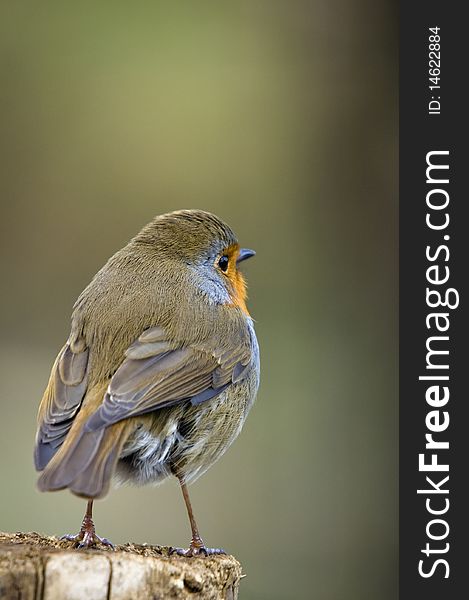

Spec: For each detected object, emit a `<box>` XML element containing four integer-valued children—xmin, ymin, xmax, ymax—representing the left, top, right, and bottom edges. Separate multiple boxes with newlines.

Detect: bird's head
<box><xmin>132</xmin><ymin>209</ymin><xmax>255</xmax><ymax>314</ymax></box>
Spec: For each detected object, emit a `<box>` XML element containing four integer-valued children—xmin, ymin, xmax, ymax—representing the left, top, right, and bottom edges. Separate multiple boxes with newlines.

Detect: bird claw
<box><xmin>60</xmin><ymin>531</ymin><xmax>114</xmax><ymax>550</ymax></box>
<box><xmin>169</xmin><ymin>544</ymin><xmax>226</xmax><ymax>557</ymax></box>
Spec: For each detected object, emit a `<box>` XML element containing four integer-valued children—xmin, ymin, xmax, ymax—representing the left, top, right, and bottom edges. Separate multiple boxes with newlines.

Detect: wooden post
<box><xmin>0</xmin><ymin>532</ymin><xmax>242</xmax><ymax>600</ymax></box>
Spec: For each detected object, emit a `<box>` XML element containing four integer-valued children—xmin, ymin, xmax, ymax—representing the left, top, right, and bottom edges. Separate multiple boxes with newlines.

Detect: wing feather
<box><xmin>84</xmin><ymin>325</ymin><xmax>252</xmax><ymax>432</ymax></box>
<box><xmin>34</xmin><ymin>341</ymin><xmax>89</xmax><ymax>470</ymax></box>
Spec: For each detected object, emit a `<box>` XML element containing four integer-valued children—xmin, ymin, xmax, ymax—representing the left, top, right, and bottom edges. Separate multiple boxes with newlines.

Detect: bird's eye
<box><xmin>218</xmin><ymin>255</ymin><xmax>229</xmax><ymax>272</ymax></box>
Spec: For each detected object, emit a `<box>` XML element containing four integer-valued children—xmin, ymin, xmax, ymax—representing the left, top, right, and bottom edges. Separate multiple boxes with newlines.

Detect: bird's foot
<box><xmin>60</xmin><ymin>518</ymin><xmax>114</xmax><ymax>550</ymax></box>
<box><xmin>170</xmin><ymin>541</ymin><xmax>226</xmax><ymax>557</ymax></box>
<box><xmin>61</xmin><ymin>531</ymin><xmax>114</xmax><ymax>549</ymax></box>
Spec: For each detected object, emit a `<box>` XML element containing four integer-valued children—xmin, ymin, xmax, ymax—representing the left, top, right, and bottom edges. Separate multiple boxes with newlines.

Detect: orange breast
<box><xmin>223</xmin><ymin>244</ymin><xmax>250</xmax><ymax>315</ymax></box>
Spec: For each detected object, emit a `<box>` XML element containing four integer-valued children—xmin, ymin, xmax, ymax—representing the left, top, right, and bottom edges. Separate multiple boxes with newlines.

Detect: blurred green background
<box><xmin>0</xmin><ymin>1</ymin><xmax>397</xmax><ymax>598</ymax></box>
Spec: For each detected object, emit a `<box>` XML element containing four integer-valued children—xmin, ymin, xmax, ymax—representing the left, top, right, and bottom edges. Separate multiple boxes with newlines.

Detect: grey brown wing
<box><xmin>84</xmin><ymin>325</ymin><xmax>252</xmax><ymax>432</ymax></box>
<box><xmin>34</xmin><ymin>342</ymin><xmax>89</xmax><ymax>470</ymax></box>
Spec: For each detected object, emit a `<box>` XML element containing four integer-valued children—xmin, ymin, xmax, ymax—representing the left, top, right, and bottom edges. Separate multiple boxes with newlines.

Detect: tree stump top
<box><xmin>0</xmin><ymin>532</ymin><xmax>242</xmax><ymax>600</ymax></box>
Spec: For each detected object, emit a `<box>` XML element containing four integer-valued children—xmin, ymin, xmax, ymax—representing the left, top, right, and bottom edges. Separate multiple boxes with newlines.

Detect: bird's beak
<box><xmin>237</xmin><ymin>248</ymin><xmax>256</xmax><ymax>264</ymax></box>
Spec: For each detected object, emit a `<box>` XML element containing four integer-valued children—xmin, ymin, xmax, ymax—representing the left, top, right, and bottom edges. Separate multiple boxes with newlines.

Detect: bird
<box><xmin>34</xmin><ymin>209</ymin><xmax>260</xmax><ymax>555</ymax></box>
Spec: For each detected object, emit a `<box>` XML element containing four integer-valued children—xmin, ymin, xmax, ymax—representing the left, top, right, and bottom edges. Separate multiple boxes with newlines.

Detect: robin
<box><xmin>34</xmin><ymin>209</ymin><xmax>259</xmax><ymax>555</ymax></box>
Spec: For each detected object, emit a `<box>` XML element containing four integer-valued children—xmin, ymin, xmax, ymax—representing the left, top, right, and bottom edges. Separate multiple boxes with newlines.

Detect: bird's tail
<box><xmin>37</xmin><ymin>382</ymin><xmax>132</xmax><ymax>499</ymax></box>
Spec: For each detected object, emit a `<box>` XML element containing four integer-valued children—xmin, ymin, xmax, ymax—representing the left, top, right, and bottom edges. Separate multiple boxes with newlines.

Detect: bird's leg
<box><xmin>170</xmin><ymin>478</ymin><xmax>225</xmax><ymax>557</ymax></box>
<box><xmin>61</xmin><ymin>500</ymin><xmax>114</xmax><ymax>549</ymax></box>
